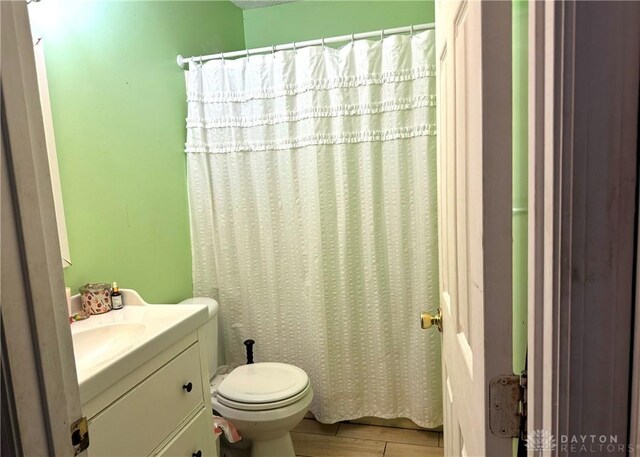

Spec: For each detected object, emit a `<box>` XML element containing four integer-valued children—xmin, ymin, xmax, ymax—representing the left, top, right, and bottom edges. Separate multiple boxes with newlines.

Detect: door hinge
<box><xmin>70</xmin><ymin>416</ymin><xmax>89</xmax><ymax>455</ymax></box>
<box><xmin>489</xmin><ymin>370</ymin><xmax>527</xmax><ymax>439</ymax></box>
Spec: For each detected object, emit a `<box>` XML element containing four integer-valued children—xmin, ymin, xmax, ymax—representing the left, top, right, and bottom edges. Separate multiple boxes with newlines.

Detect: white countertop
<box><xmin>70</xmin><ymin>289</ymin><xmax>208</xmax><ymax>404</ymax></box>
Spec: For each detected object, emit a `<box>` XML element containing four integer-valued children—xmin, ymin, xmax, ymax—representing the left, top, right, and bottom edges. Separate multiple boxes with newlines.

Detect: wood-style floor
<box><xmin>292</xmin><ymin>419</ymin><xmax>444</xmax><ymax>457</ymax></box>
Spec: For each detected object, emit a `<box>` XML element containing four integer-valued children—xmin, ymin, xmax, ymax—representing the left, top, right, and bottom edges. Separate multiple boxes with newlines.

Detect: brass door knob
<box><xmin>420</xmin><ymin>308</ymin><xmax>442</xmax><ymax>332</ymax></box>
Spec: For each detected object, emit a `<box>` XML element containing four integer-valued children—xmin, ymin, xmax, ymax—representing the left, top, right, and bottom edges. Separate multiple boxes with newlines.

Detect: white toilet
<box><xmin>180</xmin><ymin>297</ymin><xmax>313</xmax><ymax>457</ymax></box>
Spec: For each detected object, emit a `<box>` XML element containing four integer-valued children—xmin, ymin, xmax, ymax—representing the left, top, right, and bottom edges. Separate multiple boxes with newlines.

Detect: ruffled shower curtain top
<box><xmin>185</xmin><ymin>30</ymin><xmax>442</xmax><ymax>427</ymax></box>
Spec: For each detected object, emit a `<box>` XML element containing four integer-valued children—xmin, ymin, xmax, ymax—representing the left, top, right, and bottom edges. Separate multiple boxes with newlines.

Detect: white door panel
<box><xmin>435</xmin><ymin>0</ymin><xmax>512</xmax><ymax>455</ymax></box>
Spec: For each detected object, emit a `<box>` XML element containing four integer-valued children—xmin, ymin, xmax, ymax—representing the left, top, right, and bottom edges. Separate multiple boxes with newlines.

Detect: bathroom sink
<box><xmin>72</xmin><ymin>323</ymin><xmax>147</xmax><ymax>372</ymax></box>
<box><xmin>69</xmin><ymin>289</ymin><xmax>209</xmax><ymax>404</ymax></box>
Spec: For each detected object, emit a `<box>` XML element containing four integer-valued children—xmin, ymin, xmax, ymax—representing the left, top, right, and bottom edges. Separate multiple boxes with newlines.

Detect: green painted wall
<box><xmin>242</xmin><ymin>0</ymin><xmax>435</xmax><ymax>48</ymax></box>
<box><xmin>26</xmin><ymin>0</ymin><xmax>526</xmax><ymax>368</ymax></box>
<box><xmin>512</xmin><ymin>0</ymin><xmax>528</xmax><ymax>374</ymax></box>
<box><xmin>28</xmin><ymin>1</ymin><xmax>245</xmax><ymax>303</ymax></box>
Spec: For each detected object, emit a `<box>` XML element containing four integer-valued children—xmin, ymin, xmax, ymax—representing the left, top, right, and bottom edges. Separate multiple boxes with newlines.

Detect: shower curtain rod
<box><xmin>176</xmin><ymin>22</ymin><xmax>435</xmax><ymax>69</ymax></box>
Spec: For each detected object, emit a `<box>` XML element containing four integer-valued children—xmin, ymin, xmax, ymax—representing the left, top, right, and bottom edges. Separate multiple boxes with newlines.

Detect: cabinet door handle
<box><xmin>182</xmin><ymin>382</ymin><xmax>193</xmax><ymax>393</ymax></box>
<box><xmin>192</xmin><ymin>451</ymin><xmax>202</xmax><ymax>457</ymax></box>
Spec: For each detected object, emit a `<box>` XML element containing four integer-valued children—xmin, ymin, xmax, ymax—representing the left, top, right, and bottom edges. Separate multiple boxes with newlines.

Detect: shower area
<box><xmin>182</xmin><ymin>21</ymin><xmax>441</xmax><ymax>429</ymax></box>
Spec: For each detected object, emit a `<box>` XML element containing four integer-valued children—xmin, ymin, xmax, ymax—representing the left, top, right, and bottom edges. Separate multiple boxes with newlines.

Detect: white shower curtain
<box><xmin>185</xmin><ymin>30</ymin><xmax>441</xmax><ymax>428</ymax></box>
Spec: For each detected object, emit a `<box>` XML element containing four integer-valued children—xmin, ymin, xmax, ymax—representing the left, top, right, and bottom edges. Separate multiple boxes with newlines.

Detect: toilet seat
<box><xmin>217</xmin><ymin>382</ymin><xmax>311</xmax><ymax>411</ymax></box>
<box><xmin>216</xmin><ymin>362</ymin><xmax>310</xmax><ymax>411</ymax></box>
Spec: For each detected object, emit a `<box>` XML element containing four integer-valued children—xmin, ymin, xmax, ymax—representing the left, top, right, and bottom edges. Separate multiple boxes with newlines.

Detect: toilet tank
<box><xmin>179</xmin><ymin>297</ymin><xmax>219</xmax><ymax>378</ymax></box>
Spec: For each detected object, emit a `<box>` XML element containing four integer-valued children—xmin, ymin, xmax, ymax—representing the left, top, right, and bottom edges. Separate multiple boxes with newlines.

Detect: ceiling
<box><xmin>230</xmin><ymin>0</ymin><xmax>299</xmax><ymax>9</ymax></box>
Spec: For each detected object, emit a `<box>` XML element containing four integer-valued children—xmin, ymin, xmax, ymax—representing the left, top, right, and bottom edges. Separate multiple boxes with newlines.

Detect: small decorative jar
<box><xmin>79</xmin><ymin>283</ymin><xmax>112</xmax><ymax>315</ymax></box>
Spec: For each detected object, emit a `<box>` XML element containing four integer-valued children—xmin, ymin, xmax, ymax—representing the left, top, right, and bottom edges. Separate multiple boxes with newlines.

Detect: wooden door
<box><xmin>435</xmin><ymin>0</ymin><xmax>512</xmax><ymax>455</ymax></box>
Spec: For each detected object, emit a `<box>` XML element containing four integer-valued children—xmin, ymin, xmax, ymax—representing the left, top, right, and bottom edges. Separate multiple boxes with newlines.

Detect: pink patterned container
<box><xmin>79</xmin><ymin>283</ymin><xmax>112</xmax><ymax>315</ymax></box>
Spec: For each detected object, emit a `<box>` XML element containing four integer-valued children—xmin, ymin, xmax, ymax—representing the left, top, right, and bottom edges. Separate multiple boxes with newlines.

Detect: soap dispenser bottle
<box><xmin>111</xmin><ymin>282</ymin><xmax>124</xmax><ymax>310</ymax></box>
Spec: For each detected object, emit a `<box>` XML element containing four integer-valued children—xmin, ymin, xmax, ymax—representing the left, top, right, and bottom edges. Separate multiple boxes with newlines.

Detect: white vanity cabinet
<box><xmin>82</xmin><ymin>330</ymin><xmax>217</xmax><ymax>457</ymax></box>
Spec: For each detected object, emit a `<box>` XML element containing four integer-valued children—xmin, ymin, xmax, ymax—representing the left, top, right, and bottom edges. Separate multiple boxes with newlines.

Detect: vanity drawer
<box><xmin>89</xmin><ymin>343</ymin><xmax>204</xmax><ymax>457</ymax></box>
<box><xmin>156</xmin><ymin>408</ymin><xmax>216</xmax><ymax>457</ymax></box>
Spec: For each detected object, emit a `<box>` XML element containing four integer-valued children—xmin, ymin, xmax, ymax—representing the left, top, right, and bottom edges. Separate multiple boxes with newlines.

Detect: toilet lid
<box><xmin>217</xmin><ymin>362</ymin><xmax>309</xmax><ymax>404</ymax></box>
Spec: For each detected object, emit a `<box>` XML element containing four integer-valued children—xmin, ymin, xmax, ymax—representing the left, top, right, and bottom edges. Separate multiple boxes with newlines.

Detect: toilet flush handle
<box><xmin>182</xmin><ymin>382</ymin><xmax>193</xmax><ymax>393</ymax></box>
<box><xmin>192</xmin><ymin>451</ymin><xmax>202</xmax><ymax>457</ymax></box>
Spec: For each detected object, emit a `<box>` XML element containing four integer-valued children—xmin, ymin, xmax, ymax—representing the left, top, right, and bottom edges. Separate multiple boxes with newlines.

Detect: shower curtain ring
<box><xmin>410</xmin><ymin>25</ymin><xmax>414</xmax><ymax>36</ymax></box>
<box><xmin>351</xmin><ymin>33</ymin><xmax>355</xmax><ymax>44</ymax></box>
<box><xmin>293</xmin><ymin>42</ymin><xmax>297</xmax><ymax>53</ymax></box>
<box><xmin>381</xmin><ymin>29</ymin><xmax>385</xmax><ymax>40</ymax></box>
<box><xmin>221</xmin><ymin>53</ymin><xmax>225</xmax><ymax>65</ymax></box>
<box><xmin>272</xmin><ymin>45</ymin><xmax>276</xmax><ymax>58</ymax></box>
<box><xmin>246</xmin><ymin>49</ymin><xmax>250</xmax><ymax>60</ymax></box>
<box><xmin>321</xmin><ymin>37</ymin><xmax>326</xmax><ymax>51</ymax></box>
